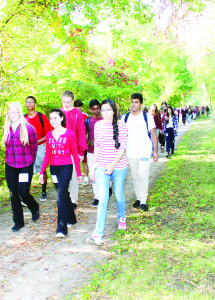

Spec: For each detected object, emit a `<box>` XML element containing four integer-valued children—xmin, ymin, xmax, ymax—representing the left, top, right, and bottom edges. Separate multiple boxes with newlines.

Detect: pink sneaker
<box><xmin>87</xmin><ymin>230</ymin><xmax>104</xmax><ymax>246</ymax></box>
<box><xmin>118</xmin><ymin>217</ymin><xmax>126</xmax><ymax>230</ymax></box>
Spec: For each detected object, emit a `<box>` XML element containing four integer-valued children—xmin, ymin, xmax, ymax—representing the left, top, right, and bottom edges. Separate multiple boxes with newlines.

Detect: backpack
<box><xmin>124</xmin><ymin>111</ymin><xmax>151</xmax><ymax>139</ymax></box>
<box><xmin>25</xmin><ymin>112</ymin><xmax>44</xmax><ymax>132</ymax></box>
<box><xmin>85</xmin><ymin>116</ymin><xmax>91</xmax><ymax>136</ymax></box>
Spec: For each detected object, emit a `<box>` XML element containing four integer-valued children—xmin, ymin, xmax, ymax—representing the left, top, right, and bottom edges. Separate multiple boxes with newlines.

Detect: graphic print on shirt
<box><xmin>49</xmin><ymin>137</ymin><xmax>67</xmax><ymax>156</ymax></box>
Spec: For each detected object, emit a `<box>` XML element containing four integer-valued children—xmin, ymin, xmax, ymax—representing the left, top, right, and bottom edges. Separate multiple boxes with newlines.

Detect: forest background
<box><xmin>0</xmin><ymin>0</ymin><xmax>214</xmax><ymax>182</ymax></box>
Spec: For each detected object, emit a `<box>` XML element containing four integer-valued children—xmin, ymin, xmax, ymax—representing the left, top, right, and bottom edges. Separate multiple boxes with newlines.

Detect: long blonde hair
<box><xmin>2</xmin><ymin>102</ymin><xmax>29</xmax><ymax>145</ymax></box>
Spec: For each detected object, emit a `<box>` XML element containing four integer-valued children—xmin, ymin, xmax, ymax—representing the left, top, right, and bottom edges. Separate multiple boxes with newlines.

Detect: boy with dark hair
<box><xmin>122</xmin><ymin>93</ymin><xmax>158</xmax><ymax>211</ymax></box>
<box><xmin>85</xmin><ymin>100</ymin><xmax>103</xmax><ymax>206</ymax></box>
<box><xmin>25</xmin><ymin>96</ymin><xmax>52</xmax><ymax>201</ymax></box>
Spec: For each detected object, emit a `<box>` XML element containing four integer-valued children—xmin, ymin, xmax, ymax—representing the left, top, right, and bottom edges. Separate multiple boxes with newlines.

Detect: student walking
<box><xmin>162</xmin><ymin>106</ymin><xmax>178</xmax><ymax>157</ymax></box>
<box><xmin>88</xmin><ymin>99</ymin><xmax>127</xmax><ymax>245</ymax></box>
<box><xmin>85</xmin><ymin>100</ymin><xmax>103</xmax><ymax>207</ymax></box>
<box><xmin>61</xmin><ymin>90</ymin><xmax>87</xmax><ymax>209</ymax></box>
<box><xmin>39</xmin><ymin>109</ymin><xmax>82</xmax><ymax>237</ymax></box>
<box><xmin>150</xmin><ymin>103</ymin><xmax>162</xmax><ymax>155</ymax></box>
<box><xmin>2</xmin><ymin>102</ymin><xmax>40</xmax><ymax>232</ymax></box>
<box><xmin>25</xmin><ymin>96</ymin><xmax>51</xmax><ymax>201</ymax></box>
<box><xmin>123</xmin><ymin>93</ymin><xmax>158</xmax><ymax>211</ymax></box>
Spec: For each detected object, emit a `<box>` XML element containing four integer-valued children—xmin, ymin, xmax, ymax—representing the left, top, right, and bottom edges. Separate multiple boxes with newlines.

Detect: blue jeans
<box><xmin>165</xmin><ymin>127</ymin><xmax>175</xmax><ymax>152</ymax></box>
<box><xmin>95</xmin><ymin>167</ymin><xmax>127</xmax><ymax>236</ymax></box>
<box><xmin>50</xmin><ymin>164</ymin><xmax>76</xmax><ymax>235</ymax></box>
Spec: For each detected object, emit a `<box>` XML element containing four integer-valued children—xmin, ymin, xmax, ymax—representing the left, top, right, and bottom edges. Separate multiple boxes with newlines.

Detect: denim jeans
<box><xmin>165</xmin><ymin>127</ymin><xmax>175</xmax><ymax>152</ymax></box>
<box><xmin>50</xmin><ymin>164</ymin><xmax>76</xmax><ymax>235</ymax></box>
<box><xmin>95</xmin><ymin>167</ymin><xmax>127</xmax><ymax>236</ymax></box>
<box><xmin>5</xmin><ymin>163</ymin><xmax>39</xmax><ymax>226</ymax></box>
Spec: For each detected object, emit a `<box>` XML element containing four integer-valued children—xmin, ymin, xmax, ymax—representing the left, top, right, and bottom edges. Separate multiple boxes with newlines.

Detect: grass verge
<box><xmin>74</xmin><ymin>116</ymin><xmax>215</xmax><ymax>300</ymax></box>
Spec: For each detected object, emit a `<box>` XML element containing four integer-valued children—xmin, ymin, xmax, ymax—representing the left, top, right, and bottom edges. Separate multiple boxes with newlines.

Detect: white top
<box><xmin>122</xmin><ymin>112</ymin><xmax>155</xmax><ymax>158</ymax></box>
<box><xmin>166</xmin><ymin>117</ymin><xmax>173</xmax><ymax>128</ymax></box>
<box><xmin>94</xmin><ymin>120</ymin><xmax>127</xmax><ymax>169</ymax></box>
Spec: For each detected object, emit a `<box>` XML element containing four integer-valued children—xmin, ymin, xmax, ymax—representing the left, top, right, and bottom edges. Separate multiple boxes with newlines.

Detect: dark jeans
<box><xmin>165</xmin><ymin>128</ymin><xmax>175</xmax><ymax>152</ymax></box>
<box><xmin>159</xmin><ymin>132</ymin><xmax>165</xmax><ymax>148</ymax></box>
<box><xmin>5</xmin><ymin>163</ymin><xmax>39</xmax><ymax>226</ymax></box>
<box><xmin>182</xmin><ymin>115</ymin><xmax>186</xmax><ymax>125</ymax></box>
<box><xmin>50</xmin><ymin>164</ymin><xmax>76</xmax><ymax>235</ymax></box>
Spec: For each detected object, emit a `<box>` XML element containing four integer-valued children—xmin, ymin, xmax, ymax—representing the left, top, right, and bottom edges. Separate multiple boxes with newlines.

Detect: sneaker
<box><xmin>56</xmin><ymin>232</ymin><xmax>66</xmax><ymax>238</ymax></box>
<box><xmin>32</xmin><ymin>210</ymin><xmax>40</xmax><ymax>222</ymax></box>
<box><xmin>67</xmin><ymin>223</ymin><xmax>73</xmax><ymax>229</ymax></box>
<box><xmin>109</xmin><ymin>187</ymin><xmax>112</xmax><ymax>198</ymax></box>
<box><xmin>12</xmin><ymin>223</ymin><xmax>25</xmax><ymax>232</ymax></box>
<box><xmin>161</xmin><ymin>147</ymin><xmax>164</xmax><ymax>153</ymax></box>
<box><xmin>21</xmin><ymin>201</ymin><xmax>27</xmax><ymax>207</ymax></box>
<box><xmin>140</xmin><ymin>204</ymin><xmax>148</xmax><ymax>211</ymax></box>
<box><xmin>72</xmin><ymin>203</ymin><xmax>77</xmax><ymax>210</ymax></box>
<box><xmin>87</xmin><ymin>230</ymin><xmax>104</xmax><ymax>246</ymax></box>
<box><xmin>133</xmin><ymin>200</ymin><xmax>140</xmax><ymax>208</ymax></box>
<box><xmin>91</xmin><ymin>199</ymin><xmax>99</xmax><ymax>207</ymax></box>
<box><xmin>118</xmin><ymin>217</ymin><xmax>126</xmax><ymax>230</ymax></box>
<box><xmin>166</xmin><ymin>152</ymin><xmax>170</xmax><ymax>158</ymax></box>
<box><xmin>83</xmin><ymin>177</ymin><xmax>89</xmax><ymax>185</ymax></box>
<box><xmin>40</xmin><ymin>192</ymin><xmax>47</xmax><ymax>202</ymax></box>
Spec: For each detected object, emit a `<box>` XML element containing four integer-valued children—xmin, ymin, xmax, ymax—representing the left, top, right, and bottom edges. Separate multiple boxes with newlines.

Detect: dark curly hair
<box><xmin>101</xmin><ymin>99</ymin><xmax>120</xmax><ymax>149</ymax></box>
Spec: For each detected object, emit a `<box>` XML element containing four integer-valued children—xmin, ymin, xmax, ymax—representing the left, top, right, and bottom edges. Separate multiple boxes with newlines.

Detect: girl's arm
<box><xmin>69</xmin><ymin>132</ymin><xmax>82</xmax><ymax>180</ymax></box>
<box><xmin>28</xmin><ymin>125</ymin><xmax>38</xmax><ymax>161</ymax></box>
<box><xmin>39</xmin><ymin>134</ymin><xmax>51</xmax><ymax>178</ymax></box>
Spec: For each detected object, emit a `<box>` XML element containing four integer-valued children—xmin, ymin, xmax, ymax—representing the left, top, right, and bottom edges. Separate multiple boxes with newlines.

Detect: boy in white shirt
<box><xmin>122</xmin><ymin>93</ymin><xmax>158</xmax><ymax>211</ymax></box>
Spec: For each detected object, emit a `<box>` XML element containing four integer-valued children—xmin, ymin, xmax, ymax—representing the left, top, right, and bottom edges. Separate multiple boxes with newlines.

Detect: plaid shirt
<box><xmin>5</xmin><ymin>123</ymin><xmax>38</xmax><ymax>168</ymax></box>
<box><xmin>162</xmin><ymin>115</ymin><xmax>178</xmax><ymax>137</ymax></box>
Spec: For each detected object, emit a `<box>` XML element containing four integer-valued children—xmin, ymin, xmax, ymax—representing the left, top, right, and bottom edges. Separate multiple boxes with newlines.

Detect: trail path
<box><xmin>0</xmin><ymin>122</ymin><xmax>192</xmax><ymax>300</ymax></box>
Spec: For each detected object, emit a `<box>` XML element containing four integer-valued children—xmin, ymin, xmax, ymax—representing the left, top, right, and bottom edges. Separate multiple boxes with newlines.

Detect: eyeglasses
<box><xmin>26</xmin><ymin>101</ymin><xmax>35</xmax><ymax>104</ymax></box>
<box><xmin>100</xmin><ymin>109</ymin><xmax>113</xmax><ymax>112</ymax></box>
<box><xmin>7</xmin><ymin>112</ymin><xmax>19</xmax><ymax>115</ymax></box>
<box><xmin>91</xmin><ymin>108</ymin><xmax>100</xmax><ymax>111</ymax></box>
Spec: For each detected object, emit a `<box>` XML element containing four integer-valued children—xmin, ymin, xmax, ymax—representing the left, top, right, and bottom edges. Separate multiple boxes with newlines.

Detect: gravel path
<box><xmin>0</xmin><ymin>122</ymin><xmax>192</xmax><ymax>300</ymax></box>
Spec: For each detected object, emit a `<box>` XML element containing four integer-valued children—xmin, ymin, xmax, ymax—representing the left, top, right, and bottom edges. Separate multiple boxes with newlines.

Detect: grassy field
<box><xmin>76</xmin><ymin>116</ymin><xmax>215</xmax><ymax>300</ymax></box>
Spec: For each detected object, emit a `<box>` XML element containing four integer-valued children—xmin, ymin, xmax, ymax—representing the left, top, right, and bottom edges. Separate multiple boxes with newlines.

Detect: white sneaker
<box><xmin>56</xmin><ymin>232</ymin><xmax>66</xmax><ymax>238</ymax></box>
<box><xmin>67</xmin><ymin>223</ymin><xmax>72</xmax><ymax>228</ymax></box>
<box><xmin>83</xmin><ymin>177</ymin><xmax>89</xmax><ymax>185</ymax></box>
<box><xmin>21</xmin><ymin>201</ymin><xmax>27</xmax><ymax>207</ymax></box>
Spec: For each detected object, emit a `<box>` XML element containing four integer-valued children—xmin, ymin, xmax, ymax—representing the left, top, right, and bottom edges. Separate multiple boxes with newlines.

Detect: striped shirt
<box><xmin>94</xmin><ymin>120</ymin><xmax>127</xmax><ymax>170</ymax></box>
<box><xmin>5</xmin><ymin>123</ymin><xmax>38</xmax><ymax>168</ymax></box>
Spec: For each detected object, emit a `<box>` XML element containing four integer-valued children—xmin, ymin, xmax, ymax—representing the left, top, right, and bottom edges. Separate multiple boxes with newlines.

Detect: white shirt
<box><xmin>122</xmin><ymin>112</ymin><xmax>155</xmax><ymax>158</ymax></box>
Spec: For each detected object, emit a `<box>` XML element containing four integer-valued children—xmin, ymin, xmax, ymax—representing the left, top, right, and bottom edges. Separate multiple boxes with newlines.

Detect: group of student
<box><xmin>3</xmin><ymin>91</ymin><xmax>196</xmax><ymax>245</ymax></box>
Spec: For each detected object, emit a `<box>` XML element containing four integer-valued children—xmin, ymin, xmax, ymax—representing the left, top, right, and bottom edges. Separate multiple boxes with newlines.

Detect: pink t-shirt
<box><xmin>40</xmin><ymin>129</ymin><xmax>81</xmax><ymax>177</ymax></box>
<box><xmin>88</xmin><ymin>116</ymin><xmax>103</xmax><ymax>154</ymax></box>
<box><xmin>94</xmin><ymin>120</ymin><xmax>127</xmax><ymax>170</ymax></box>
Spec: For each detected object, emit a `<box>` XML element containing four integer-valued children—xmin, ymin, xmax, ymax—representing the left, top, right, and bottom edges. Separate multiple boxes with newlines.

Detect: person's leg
<box><xmin>87</xmin><ymin>152</ymin><xmax>99</xmax><ymax>203</ymax></box>
<box><xmin>17</xmin><ymin>164</ymin><xmax>40</xmax><ymax>218</ymax></box>
<box><xmin>50</xmin><ymin>164</ymin><xmax>75</xmax><ymax>235</ymax></box>
<box><xmin>112</xmin><ymin>167</ymin><xmax>127</xmax><ymax>224</ymax></box>
<box><xmin>83</xmin><ymin>150</ymin><xmax>89</xmax><ymax>185</ymax></box>
<box><xmin>5</xmin><ymin>164</ymin><xmax>24</xmax><ymax>227</ymax></box>
<box><xmin>127</xmin><ymin>158</ymin><xmax>142</xmax><ymax>207</ymax></box>
<box><xmin>68</xmin><ymin>155</ymin><xmax>79</xmax><ymax>206</ymax></box>
<box><xmin>95</xmin><ymin>167</ymin><xmax>110</xmax><ymax>236</ymax></box>
<box><xmin>137</xmin><ymin>157</ymin><xmax>150</xmax><ymax>207</ymax></box>
<box><xmin>165</xmin><ymin>128</ymin><xmax>171</xmax><ymax>154</ymax></box>
<box><xmin>34</xmin><ymin>143</ymin><xmax>47</xmax><ymax>201</ymax></box>
<box><xmin>169</xmin><ymin>128</ymin><xmax>175</xmax><ymax>154</ymax></box>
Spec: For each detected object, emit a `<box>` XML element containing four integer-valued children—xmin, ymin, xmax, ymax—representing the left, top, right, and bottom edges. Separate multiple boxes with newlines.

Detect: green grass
<box><xmin>73</xmin><ymin>116</ymin><xmax>215</xmax><ymax>300</ymax></box>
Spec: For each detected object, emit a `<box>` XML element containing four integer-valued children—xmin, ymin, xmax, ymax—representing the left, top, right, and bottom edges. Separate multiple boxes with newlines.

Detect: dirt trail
<box><xmin>0</xmin><ymin>122</ymin><xmax>192</xmax><ymax>300</ymax></box>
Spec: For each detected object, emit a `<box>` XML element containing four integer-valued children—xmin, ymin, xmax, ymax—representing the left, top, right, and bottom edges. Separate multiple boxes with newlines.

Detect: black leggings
<box><xmin>50</xmin><ymin>164</ymin><xmax>77</xmax><ymax>235</ymax></box>
<box><xmin>5</xmin><ymin>163</ymin><xmax>39</xmax><ymax>226</ymax></box>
